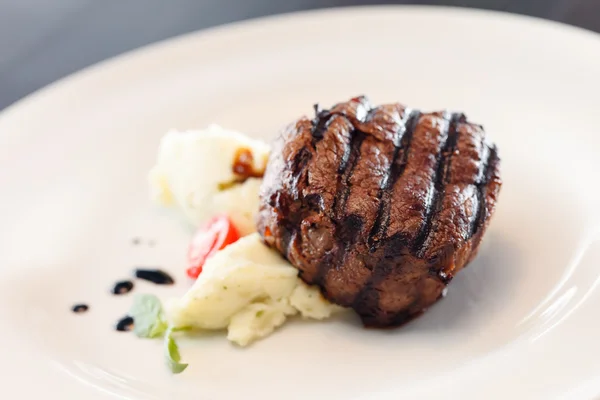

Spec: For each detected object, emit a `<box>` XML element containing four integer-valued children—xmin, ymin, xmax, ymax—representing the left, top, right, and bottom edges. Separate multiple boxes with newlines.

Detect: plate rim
<box><xmin>2</xmin><ymin>4</ymin><xmax>600</xmax><ymax>127</ymax></box>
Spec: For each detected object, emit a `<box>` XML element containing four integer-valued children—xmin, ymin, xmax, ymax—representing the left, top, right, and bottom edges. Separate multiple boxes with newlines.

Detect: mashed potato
<box><xmin>167</xmin><ymin>234</ymin><xmax>342</xmax><ymax>346</ymax></box>
<box><xmin>148</xmin><ymin>125</ymin><xmax>270</xmax><ymax>235</ymax></box>
<box><xmin>151</xmin><ymin>125</ymin><xmax>341</xmax><ymax>346</ymax></box>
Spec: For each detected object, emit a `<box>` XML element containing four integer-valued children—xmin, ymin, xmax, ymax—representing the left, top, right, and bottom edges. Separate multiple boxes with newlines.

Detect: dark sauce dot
<box><xmin>134</xmin><ymin>268</ymin><xmax>174</xmax><ymax>285</ymax></box>
<box><xmin>132</xmin><ymin>237</ymin><xmax>141</xmax><ymax>245</ymax></box>
<box><xmin>111</xmin><ymin>280</ymin><xmax>134</xmax><ymax>295</ymax></box>
<box><xmin>116</xmin><ymin>316</ymin><xmax>134</xmax><ymax>332</ymax></box>
<box><xmin>72</xmin><ymin>304</ymin><xmax>89</xmax><ymax>313</ymax></box>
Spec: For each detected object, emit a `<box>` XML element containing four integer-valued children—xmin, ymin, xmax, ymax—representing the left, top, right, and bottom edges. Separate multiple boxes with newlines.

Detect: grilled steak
<box><xmin>257</xmin><ymin>96</ymin><xmax>501</xmax><ymax>327</ymax></box>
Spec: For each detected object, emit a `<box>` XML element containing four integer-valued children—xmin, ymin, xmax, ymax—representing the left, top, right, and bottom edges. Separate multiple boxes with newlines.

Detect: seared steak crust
<box><xmin>258</xmin><ymin>96</ymin><xmax>501</xmax><ymax>327</ymax></box>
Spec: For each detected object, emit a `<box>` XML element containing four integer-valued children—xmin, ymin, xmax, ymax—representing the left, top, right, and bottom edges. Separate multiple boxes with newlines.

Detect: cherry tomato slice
<box><xmin>186</xmin><ymin>215</ymin><xmax>240</xmax><ymax>279</ymax></box>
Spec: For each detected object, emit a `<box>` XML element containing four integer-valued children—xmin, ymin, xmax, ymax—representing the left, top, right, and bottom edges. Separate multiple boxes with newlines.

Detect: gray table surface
<box><xmin>1</xmin><ymin>0</ymin><xmax>599</xmax><ymax>111</ymax></box>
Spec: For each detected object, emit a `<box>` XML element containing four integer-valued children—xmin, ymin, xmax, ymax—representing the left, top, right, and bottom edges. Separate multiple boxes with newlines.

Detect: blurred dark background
<box><xmin>1</xmin><ymin>0</ymin><xmax>599</xmax><ymax>110</ymax></box>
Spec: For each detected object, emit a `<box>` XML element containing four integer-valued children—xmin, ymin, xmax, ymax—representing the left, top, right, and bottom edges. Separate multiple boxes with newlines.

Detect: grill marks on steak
<box><xmin>420</xmin><ymin>121</ymin><xmax>497</xmax><ymax>268</ymax></box>
<box><xmin>290</xmin><ymin>115</ymin><xmax>354</xmax><ymax>282</ymax></box>
<box><xmin>321</xmin><ymin>105</ymin><xmax>420</xmax><ymax>305</ymax></box>
<box><xmin>355</xmin><ymin>115</ymin><xmax>501</xmax><ymax>325</ymax></box>
<box><xmin>385</xmin><ymin>112</ymin><xmax>453</xmax><ymax>251</ymax></box>
<box><xmin>412</xmin><ymin>112</ymin><xmax>461</xmax><ymax>255</ymax></box>
<box><xmin>258</xmin><ymin>96</ymin><xmax>502</xmax><ymax>327</ymax></box>
<box><xmin>368</xmin><ymin>108</ymin><xmax>420</xmax><ymax>248</ymax></box>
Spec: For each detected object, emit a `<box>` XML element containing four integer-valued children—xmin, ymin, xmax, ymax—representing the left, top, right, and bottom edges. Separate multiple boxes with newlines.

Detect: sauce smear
<box><xmin>116</xmin><ymin>316</ymin><xmax>134</xmax><ymax>332</ymax></box>
<box><xmin>112</xmin><ymin>280</ymin><xmax>134</xmax><ymax>295</ymax></box>
<box><xmin>72</xmin><ymin>304</ymin><xmax>89</xmax><ymax>313</ymax></box>
<box><xmin>134</xmin><ymin>269</ymin><xmax>174</xmax><ymax>285</ymax></box>
<box><xmin>232</xmin><ymin>148</ymin><xmax>266</xmax><ymax>179</ymax></box>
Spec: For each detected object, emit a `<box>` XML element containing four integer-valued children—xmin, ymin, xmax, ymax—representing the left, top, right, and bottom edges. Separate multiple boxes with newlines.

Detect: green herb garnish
<box><xmin>164</xmin><ymin>327</ymin><xmax>188</xmax><ymax>374</ymax></box>
<box><xmin>128</xmin><ymin>294</ymin><xmax>168</xmax><ymax>338</ymax></box>
<box><xmin>128</xmin><ymin>294</ymin><xmax>192</xmax><ymax>374</ymax></box>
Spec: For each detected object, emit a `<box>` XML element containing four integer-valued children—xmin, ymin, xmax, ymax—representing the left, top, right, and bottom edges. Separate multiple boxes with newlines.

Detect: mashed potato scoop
<box><xmin>167</xmin><ymin>234</ymin><xmax>342</xmax><ymax>346</ymax></box>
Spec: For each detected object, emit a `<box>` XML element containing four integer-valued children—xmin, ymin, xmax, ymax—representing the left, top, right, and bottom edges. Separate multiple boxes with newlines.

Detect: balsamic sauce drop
<box><xmin>116</xmin><ymin>316</ymin><xmax>134</xmax><ymax>332</ymax></box>
<box><xmin>112</xmin><ymin>280</ymin><xmax>134</xmax><ymax>295</ymax></box>
<box><xmin>72</xmin><ymin>304</ymin><xmax>89</xmax><ymax>313</ymax></box>
<box><xmin>134</xmin><ymin>269</ymin><xmax>174</xmax><ymax>285</ymax></box>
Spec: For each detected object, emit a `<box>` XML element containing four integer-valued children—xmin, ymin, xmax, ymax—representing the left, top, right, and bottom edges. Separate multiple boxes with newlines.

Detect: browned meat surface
<box><xmin>257</xmin><ymin>96</ymin><xmax>502</xmax><ymax>327</ymax></box>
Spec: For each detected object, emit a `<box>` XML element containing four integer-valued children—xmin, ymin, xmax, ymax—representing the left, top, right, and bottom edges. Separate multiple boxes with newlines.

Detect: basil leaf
<box><xmin>129</xmin><ymin>295</ymin><xmax>190</xmax><ymax>373</ymax></box>
<box><xmin>164</xmin><ymin>328</ymin><xmax>188</xmax><ymax>374</ymax></box>
<box><xmin>129</xmin><ymin>294</ymin><xmax>168</xmax><ymax>338</ymax></box>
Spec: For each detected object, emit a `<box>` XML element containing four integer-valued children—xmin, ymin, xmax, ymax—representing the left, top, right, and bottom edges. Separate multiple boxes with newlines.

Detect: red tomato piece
<box><xmin>186</xmin><ymin>215</ymin><xmax>240</xmax><ymax>279</ymax></box>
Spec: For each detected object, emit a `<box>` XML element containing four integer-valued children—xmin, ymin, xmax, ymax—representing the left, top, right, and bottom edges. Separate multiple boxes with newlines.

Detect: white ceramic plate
<box><xmin>1</xmin><ymin>6</ymin><xmax>600</xmax><ymax>399</ymax></box>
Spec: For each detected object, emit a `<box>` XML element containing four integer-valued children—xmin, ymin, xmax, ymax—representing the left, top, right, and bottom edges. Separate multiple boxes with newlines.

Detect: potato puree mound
<box><xmin>148</xmin><ymin>125</ymin><xmax>270</xmax><ymax>236</ymax></box>
<box><xmin>167</xmin><ymin>234</ymin><xmax>342</xmax><ymax>346</ymax></box>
